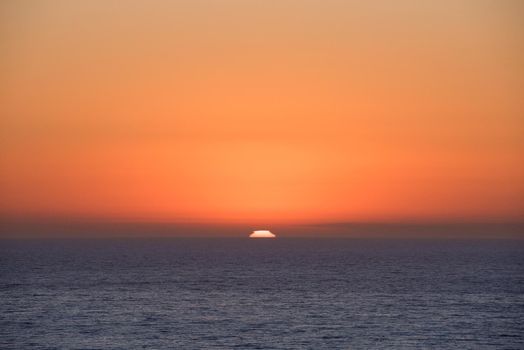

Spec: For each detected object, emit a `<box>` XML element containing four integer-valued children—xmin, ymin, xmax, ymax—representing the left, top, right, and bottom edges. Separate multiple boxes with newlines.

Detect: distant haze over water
<box><xmin>0</xmin><ymin>218</ymin><xmax>523</xmax><ymax>239</ymax></box>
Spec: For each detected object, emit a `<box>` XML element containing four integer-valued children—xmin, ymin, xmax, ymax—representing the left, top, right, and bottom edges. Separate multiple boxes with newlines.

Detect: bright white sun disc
<box><xmin>249</xmin><ymin>230</ymin><xmax>276</xmax><ymax>238</ymax></box>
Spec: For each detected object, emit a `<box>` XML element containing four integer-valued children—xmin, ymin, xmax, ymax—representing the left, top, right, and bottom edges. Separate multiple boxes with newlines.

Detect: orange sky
<box><xmin>1</xmin><ymin>0</ymin><xmax>523</xmax><ymax>225</ymax></box>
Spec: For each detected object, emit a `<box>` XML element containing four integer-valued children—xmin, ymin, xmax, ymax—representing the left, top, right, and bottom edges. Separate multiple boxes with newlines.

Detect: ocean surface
<box><xmin>1</xmin><ymin>238</ymin><xmax>523</xmax><ymax>349</ymax></box>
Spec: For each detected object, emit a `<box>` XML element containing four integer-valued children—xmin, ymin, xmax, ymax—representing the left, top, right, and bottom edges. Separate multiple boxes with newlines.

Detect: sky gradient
<box><xmin>1</xmin><ymin>1</ymin><xmax>523</xmax><ymax>232</ymax></box>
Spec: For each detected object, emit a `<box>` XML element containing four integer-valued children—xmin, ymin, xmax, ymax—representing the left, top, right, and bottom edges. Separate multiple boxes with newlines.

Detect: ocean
<box><xmin>1</xmin><ymin>238</ymin><xmax>523</xmax><ymax>349</ymax></box>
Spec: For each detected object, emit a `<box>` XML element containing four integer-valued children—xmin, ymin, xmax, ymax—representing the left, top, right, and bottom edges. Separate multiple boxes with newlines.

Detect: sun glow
<box><xmin>249</xmin><ymin>230</ymin><xmax>276</xmax><ymax>238</ymax></box>
<box><xmin>1</xmin><ymin>1</ymin><xmax>522</xmax><ymax>228</ymax></box>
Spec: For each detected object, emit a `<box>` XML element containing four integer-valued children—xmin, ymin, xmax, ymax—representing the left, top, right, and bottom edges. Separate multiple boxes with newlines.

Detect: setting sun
<box><xmin>249</xmin><ymin>230</ymin><xmax>276</xmax><ymax>238</ymax></box>
<box><xmin>1</xmin><ymin>1</ymin><xmax>523</xmax><ymax>349</ymax></box>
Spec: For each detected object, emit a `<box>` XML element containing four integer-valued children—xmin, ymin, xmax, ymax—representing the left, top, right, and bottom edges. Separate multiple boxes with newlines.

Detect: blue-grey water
<box><xmin>1</xmin><ymin>239</ymin><xmax>523</xmax><ymax>349</ymax></box>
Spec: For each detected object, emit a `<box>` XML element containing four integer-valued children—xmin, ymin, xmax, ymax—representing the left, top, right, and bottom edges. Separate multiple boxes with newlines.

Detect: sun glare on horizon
<box><xmin>249</xmin><ymin>230</ymin><xmax>276</xmax><ymax>238</ymax></box>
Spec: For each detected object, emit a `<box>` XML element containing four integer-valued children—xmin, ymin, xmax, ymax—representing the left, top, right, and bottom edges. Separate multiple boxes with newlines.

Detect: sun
<box><xmin>249</xmin><ymin>230</ymin><xmax>276</xmax><ymax>238</ymax></box>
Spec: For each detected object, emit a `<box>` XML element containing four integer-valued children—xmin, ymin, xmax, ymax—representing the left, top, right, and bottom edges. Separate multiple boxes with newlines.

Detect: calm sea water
<box><xmin>1</xmin><ymin>238</ymin><xmax>523</xmax><ymax>349</ymax></box>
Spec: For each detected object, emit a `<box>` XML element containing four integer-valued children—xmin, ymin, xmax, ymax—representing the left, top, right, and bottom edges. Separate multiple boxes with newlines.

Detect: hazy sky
<box><xmin>1</xmin><ymin>0</ymin><xmax>523</xmax><ymax>225</ymax></box>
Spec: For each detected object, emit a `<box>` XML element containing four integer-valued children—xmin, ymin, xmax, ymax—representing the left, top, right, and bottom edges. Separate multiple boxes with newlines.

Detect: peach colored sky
<box><xmin>1</xmin><ymin>1</ymin><xmax>523</xmax><ymax>225</ymax></box>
